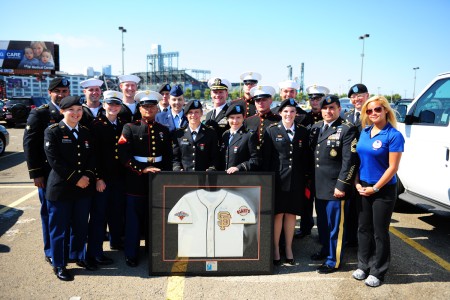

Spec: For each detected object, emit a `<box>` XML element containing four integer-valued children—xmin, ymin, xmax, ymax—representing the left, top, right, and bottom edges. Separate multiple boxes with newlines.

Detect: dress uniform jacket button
<box><xmin>316</xmin><ymin>164</ymin><xmax>319</xmax><ymax>167</ymax></box>
<box><xmin>78</xmin><ymin>170</ymin><xmax>81</xmax><ymax>173</ymax></box>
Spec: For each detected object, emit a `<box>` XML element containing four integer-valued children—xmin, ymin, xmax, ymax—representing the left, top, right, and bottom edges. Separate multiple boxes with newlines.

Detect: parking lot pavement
<box><xmin>0</xmin><ymin>125</ymin><xmax>449</xmax><ymax>299</ymax></box>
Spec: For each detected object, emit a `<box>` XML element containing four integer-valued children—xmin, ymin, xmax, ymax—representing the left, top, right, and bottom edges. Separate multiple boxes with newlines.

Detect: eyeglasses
<box><xmin>366</xmin><ymin>106</ymin><xmax>384</xmax><ymax>115</ymax></box>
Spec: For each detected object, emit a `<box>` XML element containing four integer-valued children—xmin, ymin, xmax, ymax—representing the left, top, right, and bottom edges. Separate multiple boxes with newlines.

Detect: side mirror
<box><xmin>396</xmin><ymin>104</ymin><xmax>408</xmax><ymax>123</ymax></box>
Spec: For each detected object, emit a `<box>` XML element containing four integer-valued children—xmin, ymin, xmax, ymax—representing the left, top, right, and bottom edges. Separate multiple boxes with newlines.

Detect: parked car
<box><xmin>339</xmin><ymin>97</ymin><xmax>354</xmax><ymax>117</ymax></box>
<box><xmin>0</xmin><ymin>124</ymin><xmax>9</xmax><ymax>155</ymax></box>
<box><xmin>393</xmin><ymin>98</ymin><xmax>413</xmax><ymax>122</ymax></box>
<box><xmin>396</xmin><ymin>72</ymin><xmax>450</xmax><ymax>216</ymax></box>
<box><xmin>4</xmin><ymin>96</ymin><xmax>48</xmax><ymax>127</ymax></box>
<box><xmin>0</xmin><ymin>101</ymin><xmax>5</xmax><ymax>121</ymax></box>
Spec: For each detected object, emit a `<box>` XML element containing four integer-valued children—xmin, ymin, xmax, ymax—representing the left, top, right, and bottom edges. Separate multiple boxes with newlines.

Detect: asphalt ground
<box><xmin>0</xmin><ymin>125</ymin><xmax>449</xmax><ymax>300</ymax></box>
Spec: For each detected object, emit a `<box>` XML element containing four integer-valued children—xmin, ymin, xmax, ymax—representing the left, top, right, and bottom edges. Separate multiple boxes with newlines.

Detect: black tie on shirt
<box><xmin>192</xmin><ymin>131</ymin><xmax>197</xmax><ymax>140</ymax></box>
<box><xmin>320</xmin><ymin>124</ymin><xmax>329</xmax><ymax>137</ymax></box>
<box><xmin>286</xmin><ymin>129</ymin><xmax>294</xmax><ymax>141</ymax></box>
<box><xmin>211</xmin><ymin>109</ymin><xmax>216</xmax><ymax>120</ymax></box>
<box><xmin>71</xmin><ymin>128</ymin><xmax>79</xmax><ymax>139</ymax></box>
<box><xmin>163</xmin><ymin>108</ymin><xmax>168</xmax><ymax>112</ymax></box>
<box><xmin>355</xmin><ymin>112</ymin><xmax>360</xmax><ymax>123</ymax></box>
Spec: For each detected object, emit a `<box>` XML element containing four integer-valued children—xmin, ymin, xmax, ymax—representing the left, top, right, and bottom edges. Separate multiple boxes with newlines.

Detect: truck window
<box><xmin>412</xmin><ymin>78</ymin><xmax>450</xmax><ymax>126</ymax></box>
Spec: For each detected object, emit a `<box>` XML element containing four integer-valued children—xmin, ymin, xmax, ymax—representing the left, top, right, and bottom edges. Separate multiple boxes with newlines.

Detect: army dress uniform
<box><xmin>204</xmin><ymin>103</ymin><xmax>229</xmax><ymax>144</ymax></box>
<box><xmin>87</xmin><ymin>112</ymin><xmax>126</xmax><ymax>261</ymax></box>
<box><xmin>44</xmin><ymin>101</ymin><xmax>96</xmax><ymax>272</ymax></box>
<box><xmin>23</xmin><ymin>101</ymin><xmax>63</xmax><ymax>260</ymax></box>
<box><xmin>310</xmin><ymin>113</ymin><xmax>358</xmax><ymax>271</ymax></box>
<box><xmin>262</xmin><ymin>122</ymin><xmax>311</xmax><ymax>214</ymax></box>
<box><xmin>172</xmin><ymin>123</ymin><xmax>219</xmax><ymax>171</ymax></box>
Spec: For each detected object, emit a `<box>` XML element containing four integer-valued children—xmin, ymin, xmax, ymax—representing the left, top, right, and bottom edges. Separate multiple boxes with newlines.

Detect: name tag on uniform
<box><xmin>233</xmin><ymin>146</ymin><xmax>238</xmax><ymax>153</ymax></box>
<box><xmin>276</xmin><ymin>138</ymin><xmax>284</xmax><ymax>142</ymax></box>
<box><xmin>62</xmin><ymin>138</ymin><xmax>72</xmax><ymax>143</ymax></box>
<box><xmin>181</xmin><ymin>141</ymin><xmax>189</xmax><ymax>145</ymax></box>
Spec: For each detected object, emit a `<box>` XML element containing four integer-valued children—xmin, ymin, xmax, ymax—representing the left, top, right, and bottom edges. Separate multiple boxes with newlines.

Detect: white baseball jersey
<box><xmin>168</xmin><ymin>189</ymin><xmax>256</xmax><ymax>257</ymax></box>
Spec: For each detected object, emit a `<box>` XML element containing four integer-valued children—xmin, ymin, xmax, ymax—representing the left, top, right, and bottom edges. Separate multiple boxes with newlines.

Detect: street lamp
<box><xmin>359</xmin><ymin>34</ymin><xmax>370</xmax><ymax>83</ymax></box>
<box><xmin>347</xmin><ymin>79</ymin><xmax>351</xmax><ymax>90</ymax></box>
<box><xmin>118</xmin><ymin>26</ymin><xmax>127</xmax><ymax>75</ymax></box>
<box><xmin>413</xmin><ymin>67</ymin><xmax>420</xmax><ymax>98</ymax></box>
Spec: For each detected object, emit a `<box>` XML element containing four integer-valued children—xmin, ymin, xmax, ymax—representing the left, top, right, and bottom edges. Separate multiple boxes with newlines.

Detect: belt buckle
<box><xmin>147</xmin><ymin>157</ymin><xmax>155</xmax><ymax>163</ymax></box>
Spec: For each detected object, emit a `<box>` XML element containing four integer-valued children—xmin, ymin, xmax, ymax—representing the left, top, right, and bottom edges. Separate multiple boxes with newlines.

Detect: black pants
<box><xmin>357</xmin><ymin>182</ymin><xmax>397</xmax><ymax>280</ymax></box>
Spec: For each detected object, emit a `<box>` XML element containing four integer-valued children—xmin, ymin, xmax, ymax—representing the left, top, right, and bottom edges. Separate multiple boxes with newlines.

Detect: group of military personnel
<box><xmin>23</xmin><ymin>71</ymin><xmax>371</xmax><ymax>281</ymax></box>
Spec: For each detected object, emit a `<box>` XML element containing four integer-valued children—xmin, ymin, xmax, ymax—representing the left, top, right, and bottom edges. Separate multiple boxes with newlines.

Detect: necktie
<box><xmin>229</xmin><ymin>133</ymin><xmax>234</xmax><ymax>144</ymax></box>
<box><xmin>320</xmin><ymin>124</ymin><xmax>329</xmax><ymax>136</ymax></box>
<box><xmin>192</xmin><ymin>131</ymin><xmax>197</xmax><ymax>141</ymax></box>
<box><xmin>71</xmin><ymin>128</ymin><xmax>78</xmax><ymax>139</ymax></box>
<box><xmin>355</xmin><ymin>112</ymin><xmax>360</xmax><ymax>123</ymax></box>
<box><xmin>163</xmin><ymin>108</ymin><xmax>168</xmax><ymax>112</ymax></box>
<box><xmin>211</xmin><ymin>109</ymin><xmax>216</xmax><ymax>120</ymax></box>
<box><xmin>286</xmin><ymin>129</ymin><xmax>294</xmax><ymax>141</ymax></box>
<box><xmin>174</xmin><ymin>115</ymin><xmax>180</xmax><ymax>128</ymax></box>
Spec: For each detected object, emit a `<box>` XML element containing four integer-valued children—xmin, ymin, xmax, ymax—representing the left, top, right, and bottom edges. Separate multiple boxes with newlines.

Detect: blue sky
<box><xmin>3</xmin><ymin>0</ymin><xmax>450</xmax><ymax>98</ymax></box>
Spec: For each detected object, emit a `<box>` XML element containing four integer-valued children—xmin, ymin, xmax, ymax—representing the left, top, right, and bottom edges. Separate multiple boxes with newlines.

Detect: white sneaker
<box><xmin>365</xmin><ymin>275</ymin><xmax>381</xmax><ymax>287</ymax></box>
<box><xmin>352</xmin><ymin>269</ymin><xmax>367</xmax><ymax>280</ymax></box>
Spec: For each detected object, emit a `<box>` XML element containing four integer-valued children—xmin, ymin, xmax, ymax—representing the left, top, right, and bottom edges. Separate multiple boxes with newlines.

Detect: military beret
<box><xmin>348</xmin><ymin>83</ymin><xmax>368</xmax><ymax>98</ymax></box>
<box><xmin>278</xmin><ymin>98</ymin><xmax>298</xmax><ymax>113</ymax></box>
<box><xmin>159</xmin><ymin>83</ymin><xmax>172</xmax><ymax>93</ymax></box>
<box><xmin>59</xmin><ymin>96</ymin><xmax>84</xmax><ymax>109</ymax></box>
<box><xmin>170</xmin><ymin>84</ymin><xmax>184</xmax><ymax>97</ymax></box>
<box><xmin>321</xmin><ymin>95</ymin><xmax>340</xmax><ymax>108</ymax></box>
<box><xmin>225</xmin><ymin>103</ymin><xmax>244</xmax><ymax>117</ymax></box>
<box><xmin>184</xmin><ymin>100</ymin><xmax>202</xmax><ymax>115</ymax></box>
<box><xmin>48</xmin><ymin>77</ymin><xmax>70</xmax><ymax>91</ymax></box>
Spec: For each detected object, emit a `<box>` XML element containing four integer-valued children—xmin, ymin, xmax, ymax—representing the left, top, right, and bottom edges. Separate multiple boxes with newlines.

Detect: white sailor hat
<box><xmin>134</xmin><ymin>90</ymin><xmax>162</xmax><ymax>105</ymax></box>
<box><xmin>118</xmin><ymin>74</ymin><xmax>141</xmax><ymax>84</ymax></box>
<box><xmin>278</xmin><ymin>80</ymin><xmax>300</xmax><ymax>90</ymax></box>
<box><xmin>80</xmin><ymin>78</ymin><xmax>103</xmax><ymax>88</ymax></box>
<box><xmin>103</xmin><ymin>90</ymin><xmax>123</xmax><ymax>104</ymax></box>
<box><xmin>306</xmin><ymin>85</ymin><xmax>330</xmax><ymax>97</ymax></box>
<box><xmin>250</xmin><ymin>85</ymin><xmax>276</xmax><ymax>100</ymax></box>
<box><xmin>239</xmin><ymin>71</ymin><xmax>262</xmax><ymax>83</ymax></box>
<box><xmin>207</xmin><ymin>77</ymin><xmax>231</xmax><ymax>90</ymax></box>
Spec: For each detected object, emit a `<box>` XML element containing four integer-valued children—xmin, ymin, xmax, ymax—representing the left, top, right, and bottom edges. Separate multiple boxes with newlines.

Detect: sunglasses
<box><xmin>366</xmin><ymin>106</ymin><xmax>384</xmax><ymax>115</ymax></box>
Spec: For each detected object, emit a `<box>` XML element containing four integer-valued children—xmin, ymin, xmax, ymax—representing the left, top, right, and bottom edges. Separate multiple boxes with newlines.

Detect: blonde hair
<box><xmin>30</xmin><ymin>41</ymin><xmax>47</xmax><ymax>50</ymax></box>
<box><xmin>361</xmin><ymin>95</ymin><xmax>397</xmax><ymax>128</ymax></box>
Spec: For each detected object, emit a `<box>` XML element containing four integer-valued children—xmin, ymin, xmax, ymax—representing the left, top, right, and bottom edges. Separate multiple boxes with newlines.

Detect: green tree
<box><xmin>230</xmin><ymin>89</ymin><xmax>240</xmax><ymax>100</ymax></box>
<box><xmin>185</xmin><ymin>88</ymin><xmax>192</xmax><ymax>100</ymax></box>
<box><xmin>193</xmin><ymin>89</ymin><xmax>201</xmax><ymax>99</ymax></box>
<box><xmin>204</xmin><ymin>88</ymin><xmax>211</xmax><ymax>100</ymax></box>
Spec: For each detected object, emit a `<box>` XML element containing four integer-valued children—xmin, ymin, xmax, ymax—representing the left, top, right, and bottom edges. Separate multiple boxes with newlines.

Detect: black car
<box><xmin>4</xmin><ymin>96</ymin><xmax>48</xmax><ymax>127</ymax></box>
<box><xmin>0</xmin><ymin>101</ymin><xmax>5</xmax><ymax>121</ymax></box>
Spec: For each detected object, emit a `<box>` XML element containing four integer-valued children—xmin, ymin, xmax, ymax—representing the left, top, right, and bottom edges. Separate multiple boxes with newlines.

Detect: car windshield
<box><xmin>8</xmin><ymin>99</ymin><xmax>32</xmax><ymax>105</ymax></box>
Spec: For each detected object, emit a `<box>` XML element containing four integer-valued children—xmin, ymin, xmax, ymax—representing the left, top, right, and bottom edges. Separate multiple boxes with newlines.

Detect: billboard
<box><xmin>0</xmin><ymin>40</ymin><xmax>59</xmax><ymax>74</ymax></box>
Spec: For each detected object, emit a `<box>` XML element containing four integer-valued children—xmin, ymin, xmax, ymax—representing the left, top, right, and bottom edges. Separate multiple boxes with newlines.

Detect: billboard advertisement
<box><xmin>0</xmin><ymin>40</ymin><xmax>59</xmax><ymax>73</ymax></box>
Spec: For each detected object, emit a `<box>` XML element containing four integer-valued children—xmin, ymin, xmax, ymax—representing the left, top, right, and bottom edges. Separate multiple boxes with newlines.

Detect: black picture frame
<box><xmin>149</xmin><ymin>171</ymin><xmax>274</xmax><ymax>276</ymax></box>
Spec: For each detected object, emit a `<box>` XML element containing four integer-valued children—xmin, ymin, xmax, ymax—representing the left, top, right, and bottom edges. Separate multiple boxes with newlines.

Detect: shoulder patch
<box><xmin>268</xmin><ymin>123</ymin><xmax>278</xmax><ymax>128</ymax></box>
<box><xmin>48</xmin><ymin>123</ymin><xmax>58</xmax><ymax>129</ymax></box>
<box><xmin>79</xmin><ymin>124</ymin><xmax>90</xmax><ymax>131</ymax></box>
<box><xmin>37</xmin><ymin>104</ymin><xmax>49</xmax><ymax>110</ymax></box>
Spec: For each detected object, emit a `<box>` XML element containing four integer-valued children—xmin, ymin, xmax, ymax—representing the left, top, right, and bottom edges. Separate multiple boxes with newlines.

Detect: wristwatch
<box><xmin>372</xmin><ymin>186</ymin><xmax>380</xmax><ymax>193</ymax></box>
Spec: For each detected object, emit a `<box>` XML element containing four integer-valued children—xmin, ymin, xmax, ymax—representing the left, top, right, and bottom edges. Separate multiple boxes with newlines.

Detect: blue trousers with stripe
<box><xmin>38</xmin><ymin>187</ymin><xmax>52</xmax><ymax>257</ymax></box>
<box><xmin>316</xmin><ymin>199</ymin><xmax>349</xmax><ymax>268</ymax></box>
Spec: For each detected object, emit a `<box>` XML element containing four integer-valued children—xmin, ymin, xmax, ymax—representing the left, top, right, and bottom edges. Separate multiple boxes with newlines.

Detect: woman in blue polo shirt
<box><xmin>352</xmin><ymin>95</ymin><xmax>405</xmax><ymax>287</ymax></box>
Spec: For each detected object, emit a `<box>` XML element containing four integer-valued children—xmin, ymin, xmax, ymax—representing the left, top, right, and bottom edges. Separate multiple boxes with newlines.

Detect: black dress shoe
<box><xmin>294</xmin><ymin>230</ymin><xmax>311</xmax><ymax>239</ymax></box>
<box><xmin>45</xmin><ymin>256</ymin><xmax>53</xmax><ymax>266</ymax></box>
<box><xmin>94</xmin><ymin>254</ymin><xmax>114</xmax><ymax>265</ymax></box>
<box><xmin>285</xmin><ymin>258</ymin><xmax>295</xmax><ymax>266</ymax></box>
<box><xmin>76</xmin><ymin>260</ymin><xmax>98</xmax><ymax>271</ymax></box>
<box><xmin>317</xmin><ymin>263</ymin><xmax>338</xmax><ymax>274</ymax></box>
<box><xmin>53</xmin><ymin>267</ymin><xmax>74</xmax><ymax>281</ymax></box>
<box><xmin>310</xmin><ymin>252</ymin><xmax>327</xmax><ymax>261</ymax></box>
<box><xmin>273</xmin><ymin>259</ymin><xmax>282</xmax><ymax>266</ymax></box>
<box><xmin>126</xmin><ymin>257</ymin><xmax>138</xmax><ymax>267</ymax></box>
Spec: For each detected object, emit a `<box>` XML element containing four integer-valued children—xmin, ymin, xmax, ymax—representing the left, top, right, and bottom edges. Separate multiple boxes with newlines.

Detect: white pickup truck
<box><xmin>396</xmin><ymin>72</ymin><xmax>450</xmax><ymax>216</ymax></box>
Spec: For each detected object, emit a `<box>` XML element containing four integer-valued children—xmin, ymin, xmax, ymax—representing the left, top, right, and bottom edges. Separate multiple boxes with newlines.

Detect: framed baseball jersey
<box><xmin>149</xmin><ymin>172</ymin><xmax>274</xmax><ymax>276</ymax></box>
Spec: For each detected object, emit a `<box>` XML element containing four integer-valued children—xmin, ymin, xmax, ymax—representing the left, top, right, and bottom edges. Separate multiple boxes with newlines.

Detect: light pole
<box><xmin>359</xmin><ymin>34</ymin><xmax>370</xmax><ymax>83</ymax></box>
<box><xmin>347</xmin><ymin>79</ymin><xmax>351</xmax><ymax>90</ymax></box>
<box><xmin>413</xmin><ymin>67</ymin><xmax>420</xmax><ymax>98</ymax></box>
<box><xmin>118</xmin><ymin>26</ymin><xmax>127</xmax><ymax>75</ymax></box>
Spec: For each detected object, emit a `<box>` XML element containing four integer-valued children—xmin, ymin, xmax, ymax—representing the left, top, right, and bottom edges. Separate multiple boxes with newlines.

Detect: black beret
<box><xmin>320</xmin><ymin>95</ymin><xmax>340</xmax><ymax>108</ymax></box>
<box><xmin>348</xmin><ymin>83</ymin><xmax>368</xmax><ymax>98</ymax></box>
<box><xmin>225</xmin><ymin>103</ymin><xmax>244</xmax><ymax>117</ymax></box>
<box><xmin>170</xmin><ymin>84</ymin><xmax>184</xmax><ymax>97</ymax></box>
<box><xmin>48</xmin><ymin>77</ymin><xmax>70</xmax><ymax>91</ymax></box>
<box><xmin>59</xmin><ymin>96</ymin><xmax>84</xmax><ymax>109</ymax></box>
<box><xmin>184</xmin><ymin>100</ymin><xmax>202</xmax><ymax>115</ymax></box>
<box><xmin>159</xmin><ymin>83</ymin><xmax>171</xmax><ymax>94</ymax></box>
<box><xmin>278</xmin><ymin>98</ymin><xmax>298</xmax><ymax>113</ymax></box>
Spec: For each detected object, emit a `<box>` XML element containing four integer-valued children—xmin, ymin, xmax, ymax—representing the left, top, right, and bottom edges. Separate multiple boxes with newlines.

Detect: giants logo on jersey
<box><xmin>217</xmin><ymin>211</ymin><xmax>231</xmax><ymax>230</ymax></box>
<box><xmin>237</xmin><ymin>206</ymin><xmax>251</xmax><ymax>216</ymax></box>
